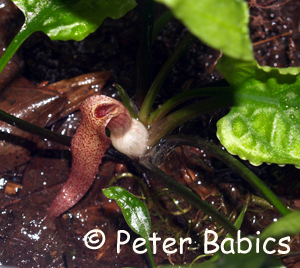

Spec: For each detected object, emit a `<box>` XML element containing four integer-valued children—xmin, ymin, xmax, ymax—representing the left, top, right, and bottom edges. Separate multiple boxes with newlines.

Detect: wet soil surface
<box><xmin>1</xmin><ymin>0</ymin><xmax>300</xmax><ymax>267</ymax></box>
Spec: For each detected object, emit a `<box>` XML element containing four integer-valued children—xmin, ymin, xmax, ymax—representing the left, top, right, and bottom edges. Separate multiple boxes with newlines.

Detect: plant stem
<box><xmin>137</xmin><ymin>159</ymin><xmax>238</xmax><ymax>238</ymax></box>
<box><xmin>0</xmin><ymin>24</ymin><xmax>33</xmax><ymax>74</ymax></box>
<box><xmin>145</xmin><ymin>240</ymin><xmax>156</xmax><ymax>268</ymax></box>
<box><xmin>165</xmin><ymin>136</ymin><xmax>290</xmax><ymax>216</ymax></box>
<box><xmin>0</xmin><ymin>109</ymin><xmax>72</xmax><ymax>147</ymax></box>
<box><xmin>138</xmin><ymin>31</ymin><xmax>196</xmax><ymax>124</ymax></box>
<box><xmin>135</xmin><ymin>0</ymin><xmax>154</xmax><ymax>108</ymax></box>
<box><xmin>148</xmin><ymin>86</ymin><xmax>233</xmax><ymax>124</ymax></box>
<box><xmin>147</xmin><ymin>97</ymin><xmax>232</xmax><ymax>146</ymax></box>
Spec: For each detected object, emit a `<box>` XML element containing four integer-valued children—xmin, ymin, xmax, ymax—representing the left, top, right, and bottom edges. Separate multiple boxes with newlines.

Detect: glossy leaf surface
<box><xmin>103</xmin><ymin>186</ymin><xmax>156</xmax><ymax>267</ymax></box>
<box><xmin>103</xmin><ymin>186</ymin><xmax>151</xmax><ymax>237</ymax></box>
<box><xmin>154</xmin><ymin>0</ymin><xmax>253</xmax><ymax>61</ymax></box>
<box><xmin>0</xmin><ymin>0</ymin><xmax>136</xmax><ymax>74</ymax></box>
<box><xmin>12</xmin><ymin>0</ymin><xmax>137</xmax><ymax>41</ymax></box>
<box><xmin>217</xmin><ymin>58</ymin><xmax>300</xmax><ymax>167</ymax></box>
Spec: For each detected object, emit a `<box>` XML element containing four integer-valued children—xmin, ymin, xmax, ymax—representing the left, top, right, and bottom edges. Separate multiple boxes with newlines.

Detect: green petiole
<box><xmin>0</xmin><ymin>25</ymin><xmax>33</xmax><ymax>75</ymax></box>
<box><xmin>147</xmin><ymin>97</ymin><xmax>232</xmax><ymax>146</ymax></box>
<box><xmin>135</xmin><ymin>0</ymin><xmax>154</xmax><ymax>107</ymax></box>
<box><xmin>137</xmin><ymin>159</ymin><xmax>238</xmax><ymax>238</ymax></box>
<box><xmin>165</xmin><ymin>135</ymin><xmax>290</xmax><ymax>216</ymax></box>
<box><xmin>148</xmin><ymin>86</ymin><xmax>233</xmax><ymax>125</ymax></box>
<box><xmin>0</xmin><ymin>109</ymin><xmax>72</xmax><ymax>147</ymax></box>
<box><xmin>138</xmin><ymin>31</ymin><xmax>196</xmax><ymax>124</ymax></box>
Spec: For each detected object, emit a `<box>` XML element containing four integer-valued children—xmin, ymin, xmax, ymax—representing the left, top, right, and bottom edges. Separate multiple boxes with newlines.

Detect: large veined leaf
<box><xmin>217</xmin><ymin>58</ymin><xmax>300</xmax><ymax>167</ymax></box>
<box><xmin>154</xmin><ymin>0</ymin><xmax>253</xmax><ymax>61</ymax></box>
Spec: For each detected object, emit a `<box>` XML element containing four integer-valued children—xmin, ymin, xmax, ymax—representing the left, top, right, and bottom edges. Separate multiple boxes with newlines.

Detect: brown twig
<box><xmin>253</xmin><ymin>30</ymin><xmax>292</xmax><ymax>46</ymax></box>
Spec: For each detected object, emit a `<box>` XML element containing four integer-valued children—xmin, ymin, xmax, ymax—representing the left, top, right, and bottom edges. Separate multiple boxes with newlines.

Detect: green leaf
<box><xmin>161</xmin><ymin>208</ymin><xmax>294</xmax><ymax>268</ymax></box>
<box><xmin>154</xmin><ymin>0</ymin><xmax>253</xmax><ymax>61</ymax></box>
<box><xmin>113</xmin><ymin>84</ymin><xmax>138</xmax><ymax>119</ymax></box>
<box><xmin>13</xmin><ymin>0</ymin><xmax>137</xmax><ymax>41</ymax></box>
<box><xmin>260</xmin><ymin>210</ymin><xmax>300</xmax><ymax>241</ymax></box>
<box><xmin>0</xmin><ymin>0</ymin><xmax>136</xmax><ymax>74</ymax></box>
<box><xmin>138</xmin><ymin>159</ymin><xmax>238</xmax><ymax>238</ymax></box>
<box><xmin>102</xmin><ymin>187</ymin><xmax>156</xmax><ymax>268</ymax></box>
<box><xmin>217</xmin><ymin>58</ymin><xmax>300</xmax><ymax>167</ymax></box>
<box><xmin>204</xmin><ymin>202</ymin><xmax>249</xmax><ymax>265</ymax></box>
<box><xmin>217</xmin><ymin>56</ymin><xmax>300</xmax><ymax>86</ymax></box>
<box><xmin>103</xmin><ymin>186</ymin><xmax>151</xmax><ymax>238</ymax></box>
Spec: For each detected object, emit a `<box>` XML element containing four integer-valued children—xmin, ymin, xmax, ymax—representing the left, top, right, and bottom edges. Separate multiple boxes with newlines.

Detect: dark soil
<box><xmin>0</xmin><ymin>0</ymin><xmax>300</xmax><ymax>267</ymax></box>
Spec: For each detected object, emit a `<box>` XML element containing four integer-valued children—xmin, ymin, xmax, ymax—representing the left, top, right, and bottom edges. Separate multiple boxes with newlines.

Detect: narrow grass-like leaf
<box><xmin>152</xmin><ymin>10</ymin><xmax>173</xmax><ymax>41</ymax></box>
<box><xmin>148</xmin><ymin>98</ymin><xmax>232</xmax><ymax>147</ymax></box>
<box><xmin>136</xmin><ymin>159</ymin><xmax>238</xmax><ymax>238</ymax></box>
<box><xmin>139</xmin><ymin>32</ymin><xmax>195</xmax><ymax>123</ymax></box>
<box><xmin>164</xmin><ymin>136</ymin><xmax>289</xmax><ymax>216</ymax></box>
<box><xmin>113</xmin><ymin>84</ymin><xmax>138</xmax><ymax>118</ymax></box>
<box><xmin>0</xmin><ymin>109</ymin><xmax>72</xmax><ymax>146</ymax></box>
<box><xmin>197</xmin><ymin>201</ymin><xmax>249</xmax><ymax>266</ymax></box>
<box><xmin>148</xmin><ymin>86</ymin><xmax>233</xmax><ymax>125</ymax></box>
